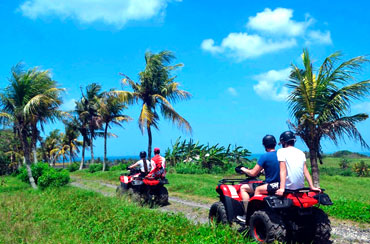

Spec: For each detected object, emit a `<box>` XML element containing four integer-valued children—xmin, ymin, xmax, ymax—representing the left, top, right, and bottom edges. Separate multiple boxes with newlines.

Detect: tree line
<box><xmin>1</xmin><ymin>49</ymin><xmax>370</xmax><ymax>189</ymax></box>
<box><xmin>0</xmin><ymin>50</ymin><xmax>192</xmax><ymax>189</ymax></box>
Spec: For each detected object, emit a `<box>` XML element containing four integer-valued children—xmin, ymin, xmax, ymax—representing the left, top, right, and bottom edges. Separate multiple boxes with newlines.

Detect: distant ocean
<box><xmin>68</xmin><ymin>152</ymin><xmax>370</xmax><ymax>163</ymax></box>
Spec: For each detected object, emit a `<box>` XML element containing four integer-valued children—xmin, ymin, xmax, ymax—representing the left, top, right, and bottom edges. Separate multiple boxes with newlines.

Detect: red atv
<box><xmin>209</xmin><ymin>167</ymin><xmax>333</xmax><ymax>243</ymax></box>
<box><xmin>116</xmin><ymin>168</ymin><xmax>169</xmax><ymax>207</ymax></box>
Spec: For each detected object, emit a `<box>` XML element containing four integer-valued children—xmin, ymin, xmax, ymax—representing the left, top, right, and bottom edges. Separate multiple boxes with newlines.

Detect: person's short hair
<box><xmin>154</xmin><ymin>147</ymin><xmax>160</xmax><ymax>154</ymax></box>
<box><xmin>286</xmin><ymin>140</ymin><xmax>295</xmax><ymax>147</ymax></box>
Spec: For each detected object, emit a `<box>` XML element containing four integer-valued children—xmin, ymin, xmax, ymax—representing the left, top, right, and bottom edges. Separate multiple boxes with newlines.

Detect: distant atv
<box><xmin>209</xmin><ymin>167</ymin><xmax>333</xmax><ymax>243</ymax></box>
<box><xmin>116</xmin><ymin>168</ymin><xmax>169</xmax><ymax>207</ymax></box>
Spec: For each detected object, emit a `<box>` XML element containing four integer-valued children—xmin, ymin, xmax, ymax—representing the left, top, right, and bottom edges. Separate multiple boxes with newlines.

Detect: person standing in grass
<box><xmin>148</xmin><ymin>147</ymin><xmax>166</xmax><ymax>178</ymax></box>
<box><xmin>236</xmin><ymin>135</ymin><xmax>280</xmax><ymax>223</ymax></box>
<box><xmin>275</xmin><ymin>131</ymin><xmax>321</xmax><ymax>196</ymax></box>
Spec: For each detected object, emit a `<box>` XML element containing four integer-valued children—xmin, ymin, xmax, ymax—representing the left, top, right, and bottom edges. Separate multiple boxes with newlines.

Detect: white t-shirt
<box><xmin>277</xmin><ymin>146</ymin><xmax>306</xmax><ymax>190</ymax></box>
<box><xmin>136</xmin><ymin>159</ymin><xmax>152</xmax><ymax>173</ymax></box>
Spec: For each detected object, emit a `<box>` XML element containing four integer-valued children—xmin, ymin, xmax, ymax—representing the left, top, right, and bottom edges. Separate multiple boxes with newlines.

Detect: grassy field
<box><xmin>71</xmin><ymin>157</ymin><xmax>370</xmax><ymax>223</ymax></box>
<box><xmin>0</xmin><ymin>176</ymin><xmax>252</xmax><ymax>244</ymax></box>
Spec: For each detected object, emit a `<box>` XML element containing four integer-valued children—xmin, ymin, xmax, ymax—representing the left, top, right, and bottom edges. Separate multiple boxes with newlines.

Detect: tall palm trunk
<box><xmin>20</xmin><ymin>127</ymin><xmax>37</xmax><ymax>189</ymax></box>
<box><xmin>69</xmin><ymin>146</ymin><xmax>73</xmax><ymax>164</ymax></box>
<box><xmin>79</xmin><ymin>136</ymin><xmax>86</xmax><ymax>170</ymax></box>
<box><xmin>31</xmin><ymin>125</ymin><xmax>38</xmax><ymax>164</ymax></box>
<box><xmin>90</xmin><ymin>124</ymin><xmax>95</xmax><ymax>164</ymax></box>
<box><xmin>103</xmin><ymin>123</ymin><xmax>108</xmax><ymax>172</ymax></box>
<box><xmin>147</xmin><ymin>125</ymin><xmax>152</xmax><ymax>159</ymax></box>
<box><xmin>309</xmin><ymin>148</ymin><xmax>320</xmax><ymax>187</ymax></box>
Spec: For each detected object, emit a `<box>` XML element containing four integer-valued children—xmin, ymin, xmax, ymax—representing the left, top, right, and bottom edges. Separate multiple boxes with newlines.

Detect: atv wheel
<box><xmin>209</xmin><ymin>202</ymin><xmax>228</xmax><ymax>225</ymax></box>
<box><xmin>155</xmin><ymin>187</ymin><xmax>169</xmax><ymax>206</ymax></box>
<box><xmin>116</xmin><ymin>183</ymin><xmax>128</xmax><ymax>197</ymax></box>
<box><xmin>127</xmin><ymin>188</ymin><xmax>141</xmax><ymax>203</ymax></box>
<box><xmin>304</xmin><ymin>208</ymin><xmax>331</xmax><ymax>244</ymax></box>
<box><xmin>249</xmin><ymin>210</ymin><xmax>286</xmax><ymax>243</ymax></box>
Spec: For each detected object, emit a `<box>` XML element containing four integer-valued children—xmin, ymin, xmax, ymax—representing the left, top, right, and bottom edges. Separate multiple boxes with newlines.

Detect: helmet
<box><xmin>262</xmin><ymin>135</ymin><xmax>277</xmax><ymax>148</ymax></box>
<box><xmin>279</xmin><ymin>131</ymin><xmax>296</xmax><ymax>144</ymax></box>
<box><xmin>139</xmin><ymin>151</ymin><xmax>147</xmax><ymax>158</ymax></box>
<box><xmin>154</xmin><ymin>147</ymin><xmax>160</xmax><ymax>154</ymax></box>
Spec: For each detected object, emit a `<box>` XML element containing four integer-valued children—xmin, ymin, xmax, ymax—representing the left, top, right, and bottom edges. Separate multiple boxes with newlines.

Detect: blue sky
<box><xmin>1</xmin><ymin>0</ymin><xmax>370</xmax><ymax>157</ymax></box>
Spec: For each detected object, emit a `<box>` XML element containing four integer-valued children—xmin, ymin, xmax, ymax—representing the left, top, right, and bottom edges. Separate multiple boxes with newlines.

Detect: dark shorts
<box><xmin>266</xmin><ymin>182</ymin><xmax>280</xmax><ymax>194</ymax></box>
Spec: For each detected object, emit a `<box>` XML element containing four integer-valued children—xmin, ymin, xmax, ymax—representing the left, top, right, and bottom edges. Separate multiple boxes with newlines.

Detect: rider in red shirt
<box><xmin>148</xmin><ymin>147</ymin><xmax>166</xmax><ymax>178</ymax></box>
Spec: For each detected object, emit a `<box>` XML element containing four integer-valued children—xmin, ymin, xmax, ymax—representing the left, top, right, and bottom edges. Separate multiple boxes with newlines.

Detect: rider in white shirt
<box><xmin>276</xmin><ymin>131</ymin><xmax>321</xmax><ymax>196</ymax></box>
<box><xmin>128</xmin><ymin>151</ymin><xmax>151</xmax><ymax>176</ymax></box>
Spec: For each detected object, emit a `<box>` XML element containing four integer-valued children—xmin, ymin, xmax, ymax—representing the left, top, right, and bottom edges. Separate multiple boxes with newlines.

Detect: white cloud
<box><xmin>201</xmin><ymin>33</ymin><xmax>296</xmax><ymax>60</ymax></box>
<box><xmin>201</xmin><ymin>7</ymin><xmax>331</xmax><ymax>61</ymax></box>
<box><xmin>253</xmin><ymin>68</ymin><xmax>291</xmax><ymax>101</ymax></box>
<box><xmin>19</xmin><ymin>0</ymin><xmax>170</xmax><ymax>28</ymax></box>
<box><xmin>247</xmin><ymin>8</ymin><xmax>311</xmax><ymax>37</ymax></box>
<box><xmin>306</xmin><ymin>30</ymin><xmax>332</xmax><ymax>45</ymax></box>
<box><xmin>227</xmin><ymin>87</ymin><xmax>238</xmax><ymax>96</ymax></box>
<box><xmin>60</xmin><ymin>98</ymin><xmax>76</xmax><ymax>111</ymax></box>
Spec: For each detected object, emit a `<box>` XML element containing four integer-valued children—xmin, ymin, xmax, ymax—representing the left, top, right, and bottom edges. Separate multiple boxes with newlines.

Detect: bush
<box><xmin>110</xmin><ymin>163</ymin><xmax>129</xmax><ymax>171</ymax></box>
<box><xmin>352</xmin><ymin>161</ymin><xmax>370</xmax><ymax>177</ymax></box>
<box><xmin>38</xmin><ymin>169</ymin><xmax>70</xmax><ymax>189</ymax></box>
<box><xmin>18</xmin><ymin>162</ymin><xmax>70</xmax><ymax>188</ymax></box>
<box><xmin>67</xmin><ymin>163</ymin><xmax>80</xmax><ymax>172</ymax></box>
<box><xmin>339</xmin><ymin>158</ymin><xmax>350</xmax><ymax>169</ymax></box>
<box><xmin>320</xmin><ymin>167</ymin><xmax>355</xmax><ymax>177</ymax></box>
<box><xmin>88</xmin><ymin>163</ymin><xmax>104</xmax><ymax>173</ymax></box>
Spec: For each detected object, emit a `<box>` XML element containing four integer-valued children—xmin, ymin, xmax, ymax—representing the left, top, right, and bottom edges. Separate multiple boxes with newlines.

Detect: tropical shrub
<box><xmin>38</xmin><ymin>169</ymin><xmax>70</xmax><ymax>189</ymax></box>
<box><xmin>88</xmin><ymin>163</ymin><xmax>107</xmax><ymax>173</ymax></box>
<box><xmin>18</xmin><ymin>162</ymin><xmax>70</xmax><ymax>188</ymax></box>
<box><xmin>352</xmin><ymin>161</ymin><xmax>370</xmax><ymax>177</ymax></box>
<box><xmin>165</xmin><ymin>137</ymin><xmax>251</xmax><ymax>173</ymax></box>
<box><xmin>110</xmin><ymin>163</ymin><xmax>129</xmax><ymax>171</ymax></box>
<box><xmin>67</xmin><ymin>163</ymin><xmax>80</xmax><ymax>172</ymax></box>
<box><xmin>339</xmin><ymin>158</ymin><xmax>350</xmax><ymax>169</ymax></box>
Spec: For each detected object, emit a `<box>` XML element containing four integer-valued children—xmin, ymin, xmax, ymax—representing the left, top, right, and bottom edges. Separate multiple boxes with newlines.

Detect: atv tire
<box><xmin>127</xmin><ymin>188</ymin><xmax>142</xmax><ymax>203</ymax></box>
<box><xmin>155</xmin><ymin>187</ymin><xmax>169</xmax><ymax>206</ymax></box>
<box><xmin>304</xmin><ymin>208</ymin><xmax>331</xmax><ymax>244</ymax></box>
<box><xmin>249</xmin><ymin>210</ymin><xmax>286</xmax><ymax>243</ymax></box>
<box><xmin>209</xmin><ymin>202</ymin><xmax>228</xmax><ymax>225</ymax></box>
<box><xmin>116</xmin><ymin>183</ymin><xmax>128</xmax><ymax>197</ymax></box>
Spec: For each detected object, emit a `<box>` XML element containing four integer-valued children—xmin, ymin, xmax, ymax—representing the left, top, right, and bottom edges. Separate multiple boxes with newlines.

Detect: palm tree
<box><xmin>0</xmin><ymin>64</ymin><xmax>63</xmax><ymax>189</ymax></box>
<box><xmin>63</xmin><ymin>120</ymin><xmax>82</xmax><ymax>164</ymax></box>
<box><xmin>287</xmin><ymin>49</ymin><xmax>370</xmax><ymax>187</ymax></box>
<box><xmin>74</xmin><ymin>103</ymin><xmax>90</xmax><ymax>170</ymax></box>
<box><xmin>78</xmin><ymin>83</ymin><xmax>103</xmax><ymax>164</ymax></box>
<box><xmin>44</xmin><ymin>129</ymin><xmax>62</xmax><ymax>165</ymax></box>
<box><xmin>99</xmin><ymin>92</ymin><xmax>132</xmax><ymax>171</ymax></box>
<box><xmin>113</xmin><ymin>50</ymin><xmax>192</xmax><ymax>158</ymax></box>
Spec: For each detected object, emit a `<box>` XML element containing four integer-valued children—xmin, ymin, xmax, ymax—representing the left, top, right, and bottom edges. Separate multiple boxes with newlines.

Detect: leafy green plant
<box><xmin>110</xmin><ymin>163</ymin><xmax>129</xmax><ymax>171</ymax></box>
<box><xmin>18</xmin><ymin>162</ymin><xmax>70</xmax><ymax>188</ymax></box>
<box><xmin>88</xmin><ymin>163</ymin><xmax>105</xmax><ymax>173</ymax></box>
<box><xmin>339</xmin><ymin>158</ymin><xmax>350</xmax><ymax>169</ymax></box>
<box><xmin>38</xmin><ymin>169</ymin><xmax>70</xmax><ymax>189</ymax></box>
<box><xmin>67</xmin><ymin>162</ymin><xmax>80</xmax><ymax>172</ymax></box>
<box><xmin>352</xmin><ymin>161</ymin><xmax>369</xmax><ymax>177</ymax></box>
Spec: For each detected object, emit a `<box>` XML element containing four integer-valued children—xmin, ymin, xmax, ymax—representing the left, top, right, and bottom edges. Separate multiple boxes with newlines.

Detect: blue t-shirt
<box><xmin>257</xmin><ymin>151</ymin><xmax>280</xmax><ymax>183</ymax></box>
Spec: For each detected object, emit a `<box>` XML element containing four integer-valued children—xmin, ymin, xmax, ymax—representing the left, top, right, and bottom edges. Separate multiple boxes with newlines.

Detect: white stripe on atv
<box><xmin>227</xmin><ymin>185</ymin><xmax>239</xmax><ymax>199</ymax></box>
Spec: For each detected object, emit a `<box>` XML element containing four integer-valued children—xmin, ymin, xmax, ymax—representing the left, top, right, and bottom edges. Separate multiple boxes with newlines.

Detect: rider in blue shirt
<box><xmin>237</xmin><ymin>135</ymin><xmax>280</xmax><ymax>222</ymax></box>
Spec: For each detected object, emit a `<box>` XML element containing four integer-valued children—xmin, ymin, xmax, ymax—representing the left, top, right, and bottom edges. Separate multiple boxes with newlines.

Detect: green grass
<box><xmin>71</xmin><ymin>156</ymin><xmax>370</xmax><ymax>223</ymax></box>
<box><xmin>0</xmin><ymin>176</ymin><xmax>252</xmax><ymax>244</ymax></box>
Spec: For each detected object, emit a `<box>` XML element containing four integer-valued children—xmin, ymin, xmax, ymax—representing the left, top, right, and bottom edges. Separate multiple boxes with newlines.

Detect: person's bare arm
<box><xmin>241</xmin><ymin>164</ymin><xmax>263</xmax><ymax>177</ymax></box>
<box><xmin>128</xmin><ymin>162</ymin><xmax>140</xmax><ymax>169</ymax></box>
<box><xmin>303</xmin><ymin>163</ymin><xmax>321</xmax><ymax>192</ymax></box>
<box><xmin>276</xmin><ymin>161</ymin><xmax>286</xmax><ymax>196</ymax></box>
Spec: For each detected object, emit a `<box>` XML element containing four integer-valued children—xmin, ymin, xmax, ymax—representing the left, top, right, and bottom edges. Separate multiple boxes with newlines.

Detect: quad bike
<box><xmin>116</xmin><ymin>168</ymin><xmax>169</xmax><ymax>207</ymax></box>
<box><xmin>209</xmin><ymin>166</ymin><xmax>333</xmax><ymax>243</ymax></box>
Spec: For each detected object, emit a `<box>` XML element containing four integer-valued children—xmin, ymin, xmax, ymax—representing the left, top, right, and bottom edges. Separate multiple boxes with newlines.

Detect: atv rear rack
<box><xmin>219</xmin><ymin>177</ymin><xmax>260</xmax><ymax>185</ymax></box>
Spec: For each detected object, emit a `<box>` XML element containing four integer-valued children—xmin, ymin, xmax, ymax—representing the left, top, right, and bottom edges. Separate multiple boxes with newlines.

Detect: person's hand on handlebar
<box><xmin>310</xmin><ymin>186</ymin><xmax>321</xmax><ymax>192</ymax></box>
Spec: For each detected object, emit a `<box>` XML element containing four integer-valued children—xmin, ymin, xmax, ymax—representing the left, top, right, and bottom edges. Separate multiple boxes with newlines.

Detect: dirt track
<box><xmin>70</xmin><ymin>176</ymin><xmax>370</xmax><ymax>243</ymax></box>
